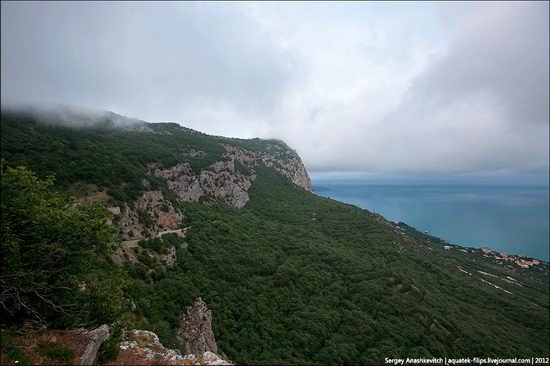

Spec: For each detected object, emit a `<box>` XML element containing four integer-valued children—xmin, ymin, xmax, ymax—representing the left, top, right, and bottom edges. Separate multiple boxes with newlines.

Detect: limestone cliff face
<box><xmin>153</xmin><ymin>161</ymin><xmax>254</xmax><ymax>209</ymax></box>
<box><xmin>224</xmin><ymin>144</ymin><xmax>312</xmax><ymax>191</ymax></box>
<box><xmin>108</xmin><ymin>140</ymin><xmax>310</xmax><ymax>269</ymax></box>
<box><xmin>151</xmin><ymin>142</ymin><xmax>311</xmax><ymax>209</ymax></box>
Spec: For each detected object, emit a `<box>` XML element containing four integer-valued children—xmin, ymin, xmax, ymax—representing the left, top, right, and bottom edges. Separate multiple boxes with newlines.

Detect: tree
<box><xmin>0</xmin><ymin>165</ymin><xmax>123</xmax><ymax>327</ymax></box>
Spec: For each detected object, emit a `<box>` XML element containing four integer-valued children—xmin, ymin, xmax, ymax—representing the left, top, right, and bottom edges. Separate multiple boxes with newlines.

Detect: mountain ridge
<box><xmin>1</xmin><ymin>109</ymin><xmax>548</xmax><ymax>365</ymax></box>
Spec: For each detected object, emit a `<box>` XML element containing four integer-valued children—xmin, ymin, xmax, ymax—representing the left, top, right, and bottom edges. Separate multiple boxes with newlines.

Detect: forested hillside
<box><xmin>1</xmin><ymin>110</ymin><xmax>548</xmax><ymax>365</ymax></box>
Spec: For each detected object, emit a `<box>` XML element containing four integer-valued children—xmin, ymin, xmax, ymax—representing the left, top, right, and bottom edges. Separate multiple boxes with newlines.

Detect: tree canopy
<box><xmin>0</xmin><ymin>164</ymin><xmax>125</xmax><ymax>328</ymax></box>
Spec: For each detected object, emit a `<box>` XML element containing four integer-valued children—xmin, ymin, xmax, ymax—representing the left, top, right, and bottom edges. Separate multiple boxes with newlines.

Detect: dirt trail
<box><xmin>119</xmin><ymin>226</ymin><xmax>190</xmax><ymax>248</ymax></box>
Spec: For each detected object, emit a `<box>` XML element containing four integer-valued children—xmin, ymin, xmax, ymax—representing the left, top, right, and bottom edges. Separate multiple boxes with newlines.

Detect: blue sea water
<box><xmin>312</xmin><ymin>181</ymin><xmax>550</xmax><ymax>260</ymax></box>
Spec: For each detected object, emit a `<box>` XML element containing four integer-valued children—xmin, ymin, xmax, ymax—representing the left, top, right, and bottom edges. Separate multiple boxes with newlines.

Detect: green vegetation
<box><xmin>97</xmin><ymin>321</ymin><xmax>124</xmax><ymax>364</ymax></box>
<box><xmin>1</xmin><ymin>111</ymin><xmax>548</xmax><ymax>364</ymax></box>
<box><xmin>234</xmin><ymin>160</ymin><xmax>252</xmax><ymax>175</ymax></box>
<box><xmin>136</xmin><ymin>208</ymin><xmax>154</xmax><ymax>229</ymax></box>
<box><xmin>5</xmin><ymin>345</ymin><xmax>33</xmax><ymax>365</ymax></box>
<box><xmin>0</xmin><ymin>111</ymin><xmax>283</xmax><ymax>203</ymax></box>
<box><xmin>138</xmin><ymin>233</ymin><xmax>184</xmax><ymax>255</ymax></box>
<box><xmin>153</xmin><ymin>166</ymin><xmax>549</xmax><ymax>363</ymax></box>
<box><xmin>37</xmin><ymin>341</ymin><xmax>75</xmax><ymax>364</ymax></box>
<box><xmin>0</xmin><ymin>165</ymin><xmax>126</xmax><ymax>328</ymax></box>
<box><xmin>0</xmin><ymin>328</ymin><xmax>33</xmax><ymax>365</ymax></box>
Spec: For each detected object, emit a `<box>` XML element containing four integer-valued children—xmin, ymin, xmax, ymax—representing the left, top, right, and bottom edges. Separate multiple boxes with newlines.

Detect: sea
<box><xmin>312</xmin><ymin>180</ymin><xmax>550</xmax><ymax>261</ymax></box>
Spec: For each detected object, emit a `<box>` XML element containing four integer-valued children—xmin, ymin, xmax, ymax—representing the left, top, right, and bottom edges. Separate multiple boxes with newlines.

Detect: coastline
<box><xmin>312</xmin><ymin>183</ymin><xmax>550</xmax><ymax>262</ymax></box>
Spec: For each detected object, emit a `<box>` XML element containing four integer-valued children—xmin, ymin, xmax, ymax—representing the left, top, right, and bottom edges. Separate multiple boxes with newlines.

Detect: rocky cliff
<box><xmin>152</xmin><ymin>143</ymin><xmax>311</xmax><ymax>209</ymax></box>
<box><xmin>105</xmin><ymin>136</ymin><xmax>312</xmax><ymax>280</ymax></box>
<box><xmin>224</xmin><ymin>144</ymin><xmax>312</xmax><ymax>191</ymax></box>
<box><xmin>107</xmin><ymin>140</ymin><xmax>311</xmax><ymax>247</ymax></box>
<box><xmin>177</xmin><ymin>298</ymin><xmax>220</xmax><ymax>357</ymax></box>
<box><xmin>153</xmin><ymin>160</ymin><xmax>253</xmax><ymax>209</ymax></box>
<box><xmin>111</xmin><ymin>298</ymin><xmax>231</xmax><ymax>365</ymax></box>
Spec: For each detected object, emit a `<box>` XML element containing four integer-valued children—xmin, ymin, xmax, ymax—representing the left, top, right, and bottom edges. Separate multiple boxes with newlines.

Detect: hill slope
<box><xmin>1</xmin><ymin>110</ymin><xmax>548</xmax><ymax>364</ymax></box>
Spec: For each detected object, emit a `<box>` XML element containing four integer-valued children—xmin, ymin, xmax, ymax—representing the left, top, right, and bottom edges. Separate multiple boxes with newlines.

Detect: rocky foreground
<box><xmin>1</xmin><ymin>298</ymin><xmax>231</xmax><ymax>365</ymax></box>
<box><xmin>110</xmin><ymin>329</ymin><xmax>230</xmax><ymax>366</ymax></box>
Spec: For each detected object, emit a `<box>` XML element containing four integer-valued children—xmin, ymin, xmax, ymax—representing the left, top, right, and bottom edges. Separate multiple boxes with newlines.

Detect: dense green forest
<box><xmin>1</xmin><ymin>110</ymin><xmax>549</xmax><ymax>364</ymax></box>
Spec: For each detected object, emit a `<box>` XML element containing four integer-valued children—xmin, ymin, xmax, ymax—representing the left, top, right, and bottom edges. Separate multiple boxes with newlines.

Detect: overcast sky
<box><xmin>1</xmin><ymin>1</ymin><xmax>548</xmax><ymax>182</ymax></box>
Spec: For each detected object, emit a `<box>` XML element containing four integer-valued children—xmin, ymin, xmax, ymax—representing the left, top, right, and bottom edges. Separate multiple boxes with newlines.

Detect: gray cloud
<box><xmin>378</xmin><ymin>1</ymin><xmax>549</xmax><ymax>176</ymax></box>
<box><xmin>268</xmin><ymin>2</ymin><xmax>549</xmax><ymax>182</ymax></box>
<box><xmin>407</xmin><ymin>2</ymin><xmax>549</xmax><ymax>126</ymax></box>
<box><xmin>1</xmin><ymin>2</ymin><xmax>298</xmax><ymax>132</ymax></box>
<box><xmin>1</xmin><ymin>2</ymin><xmax>548</xmax><ymax>182</ymax></box>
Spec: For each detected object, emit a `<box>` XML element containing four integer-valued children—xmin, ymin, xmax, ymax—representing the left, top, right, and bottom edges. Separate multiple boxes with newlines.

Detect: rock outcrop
<box><xmin>1</xmin><ymin>319</ymin><xmax>230</xmax><ymax>366</ymax></box>
<box><xmin>224</xmin><ymin>144</ymin><xmax>312</xmax><ymax>191</ymax></box>
<box><xmin>110</xmin><ymin>329</ymin><xmax>231</xmax><ymax>365</ymax></box>
<box><xmin>181</xmin><ymin>148</ymin><xmax>205</xmax><ymax>158</ymax></box>
<box><xmin>177</xmin><ymin>298</ymin><xmax>219</xmax><ymax>356</ymax></box>
<box><xmin>106</xmin><ymin>298</ymin><xmax>230</xmax><ymax>365</ymax></box>
<box><xmin>118</xmin><ymin>189</ymin><xmax>183</xmax><ymax>240</ymax></box>
<box><xmin>78</xmin><ymin>324</ymin><xmax>110</xmax><ymax>365</ymax></box>
<box><xmin>152</xmin><ymin>143</ymin><xmax>311</xmax><ymax>209</ymax></box>
<box><xmin>153</xmin><ymin>161</ymin><xmax>254</xmax><ymax>208</ymax></box>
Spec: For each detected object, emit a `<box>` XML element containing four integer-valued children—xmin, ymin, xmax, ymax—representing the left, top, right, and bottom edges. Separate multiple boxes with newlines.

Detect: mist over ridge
<box><xmin>1</xmin><ymin>1</ymin><xmax>548</xmax><ymax>183</ymax></box>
